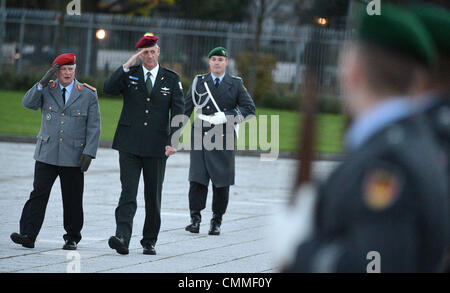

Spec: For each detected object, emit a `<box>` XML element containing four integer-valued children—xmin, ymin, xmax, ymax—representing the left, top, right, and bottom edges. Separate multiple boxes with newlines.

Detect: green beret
<box><xmin>208</xmin><ymin>47</ymin><xmax>228</xmax><ymax>59</ymax></box>
<box><xmin>356</xmin><ymin>4</ymin><xmax>436</xmax><ymax>66</ymax></box>
<box><xmin>409</xmin><ymin>4</ymin><xmax>450</xmax><ymax>52</ymax></box>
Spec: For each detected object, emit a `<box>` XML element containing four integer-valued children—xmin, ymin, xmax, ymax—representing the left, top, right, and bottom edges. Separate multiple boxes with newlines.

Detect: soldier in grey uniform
<box><xmin>10</xmin><ymin>53</ymin><xmax>101</xmax><ymax>250</ymax></box>
<box><xmin>183</xmin><ymin>47</ymin><xmax>256</xmax><ymax>235</ymax></box>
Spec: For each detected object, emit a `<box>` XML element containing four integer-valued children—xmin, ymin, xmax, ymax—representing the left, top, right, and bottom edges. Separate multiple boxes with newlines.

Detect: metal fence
<box><xmin>0</xmin><ymin>8</ymin><xmax>351</xmax><ymax>97</ymax></box>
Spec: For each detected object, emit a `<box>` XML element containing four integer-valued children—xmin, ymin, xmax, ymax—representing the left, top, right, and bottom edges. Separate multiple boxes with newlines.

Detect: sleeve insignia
<box><xmin>363</xmin><ymin>169</ymin><xmax>401</xmax><ymax>211</ymax></box>
<box><xmin>50</xmin><ymin>81</ymin><xmax>57</xmax><ymax>89</ymax></box>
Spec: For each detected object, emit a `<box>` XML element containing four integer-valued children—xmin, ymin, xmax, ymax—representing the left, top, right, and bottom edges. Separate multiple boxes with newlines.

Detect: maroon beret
<box><xmin>52</xmin><ymin>53</ymin><xmax>76</xmax><ymax>66</ymax></box>
<box><xmin>135</xmin><ymin>34</ymin><xmax>159</xmax><ymax>49</ymax></box>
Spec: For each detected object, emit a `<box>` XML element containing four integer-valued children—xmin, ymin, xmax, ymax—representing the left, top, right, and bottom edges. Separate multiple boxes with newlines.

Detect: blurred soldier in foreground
<box><xmin>11</xmin><ymin>53</ymin><xmax>101</xmax><ymax>250</ymax></box>
<box><xmin>183</xmin><ymin>47</ymin><xmax>255</xmax><ymax>235</ymax></box>
<box><xmin>409</xmin><ymin>3</ymin><xmax>450</xmax><ymax>272</ymax></box>
<box><xmin>278</xmin><ymin>5</ymin><xmax>448</xmax><ymax>273</ymax></box>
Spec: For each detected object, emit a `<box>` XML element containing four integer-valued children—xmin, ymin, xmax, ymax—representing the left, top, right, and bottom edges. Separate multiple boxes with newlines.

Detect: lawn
<box><xmin>0</xmin><ymin>90</ymin><xmax>345</xmax><ymax>153</ymax></box>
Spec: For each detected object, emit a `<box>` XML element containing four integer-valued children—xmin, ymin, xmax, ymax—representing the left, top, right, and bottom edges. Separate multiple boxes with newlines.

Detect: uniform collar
<box><xmin>143</xmin><ymin>64</ymin><xmax>159</xmax><ymax>79</ymax></box>
<box><xmin>59</xmin><ymin>79</ymin><xmax>75</xmax><ymax>92</ymax></box>
<box><xmin>211</xmin><ymin>72</ymin><xmax>226</xmax><ymax>84</ymax></box>
<box><xmin>345</xmin><ymin>97</ymin><xmax>413</xmax><ymax>151</ymax></box>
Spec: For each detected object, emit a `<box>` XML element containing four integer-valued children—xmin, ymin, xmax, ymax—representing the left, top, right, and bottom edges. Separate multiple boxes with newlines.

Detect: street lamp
<box><xmin>316</xmin><ymin>17</ymin><xmax>328</xmax><ymax>27</ymax></box>
<box><xmin>96</xmin><ymin>29</ymin><xmax>106</xmax><ymax>40</ymax></box>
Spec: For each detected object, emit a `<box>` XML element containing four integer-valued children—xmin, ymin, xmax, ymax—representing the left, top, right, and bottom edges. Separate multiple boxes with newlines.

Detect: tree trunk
<box><xmin>247</xmin><ymin>0</ymin><xmax>265</xmax><ymax>98</ymax></box>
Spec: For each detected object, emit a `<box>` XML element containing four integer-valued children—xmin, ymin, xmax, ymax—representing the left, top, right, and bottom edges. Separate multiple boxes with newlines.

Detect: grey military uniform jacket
<box><xmin>22</xmin><ymin>80</ymin><xmax>101</xmax><ymax>167</ymax></box>
<box><xmin>184</xmin><ymin>73</ymin><xmax>256</xmax><ymax>187</ymax></box>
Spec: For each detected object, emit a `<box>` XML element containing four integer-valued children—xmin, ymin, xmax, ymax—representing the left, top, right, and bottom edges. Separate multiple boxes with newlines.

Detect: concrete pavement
<box><xmin>0</xmin><ymin>142</ymin><xmax>338</xmax><ymax>273</ymax></box>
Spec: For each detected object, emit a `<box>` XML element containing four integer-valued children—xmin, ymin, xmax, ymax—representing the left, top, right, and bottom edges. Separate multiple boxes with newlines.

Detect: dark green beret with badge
<box><xmin>356</xmin><ymin>4</ymin><xmax>436</xmax><ymax>67</ymax></box>
<box><xmin>208</xmin><ymin>47</ymin><xmax>228</xmax><ymax>59</ymax></box>
<box><xmin>408</xmin><ymin>3</ymin><xmax>450</xmax><ymax>52</ymax></box>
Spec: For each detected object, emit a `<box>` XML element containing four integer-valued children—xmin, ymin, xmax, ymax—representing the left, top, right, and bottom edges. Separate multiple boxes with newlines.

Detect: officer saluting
<box><xmin>283</xmin><ymin>5</ymin><xmax>448</xmax><ymax>273</ymax></box>
<box><xmin>183</xmin><ymin>47</ymin><xmax>256</xmax><ymax>235</ymax></box>
<box><xmin>103</xmin><ymin>34</ymin><xmax>184</xmax><ymax>255</ymax></box>
<box><xmin>10</xmin><ymin>53</ymin><xmax>101</xmax><ymax>250</ymax></box>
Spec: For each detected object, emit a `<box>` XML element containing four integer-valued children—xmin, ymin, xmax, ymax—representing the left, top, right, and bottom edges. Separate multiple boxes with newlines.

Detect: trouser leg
<box><xmin>211</xmin><ymin>185</ymin><xmax>230</xmax><ymax>217</ymax></box>
<box><xmin>60</xmin><ymin>165</ymin><xmax>84</xmax><ymax>243</ymax></box>
<box><xmin>19</xmin><ymin>161</ymin><xmax>58</xmax><ymax>241</ymax></box>
<box><xmin>141</xmin><ymin>156</ymin><xmax>166</xmax><ymax>247</ymax></box>
<box><xmin>115</xmin><ymin>152</ymin><xmax>142</xmax><ymax>247</ymax></box>
<box><xmin>188</xmin><ymin>181</ymin><xmax>208</xmax><ymax>213</ymax></box>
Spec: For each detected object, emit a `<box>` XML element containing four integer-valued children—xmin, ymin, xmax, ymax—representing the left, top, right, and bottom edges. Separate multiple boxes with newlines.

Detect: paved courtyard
<box><xmin>0</xmin><ymin>142</ymin><xmax>338</xmax><ymax>273</ymax></box>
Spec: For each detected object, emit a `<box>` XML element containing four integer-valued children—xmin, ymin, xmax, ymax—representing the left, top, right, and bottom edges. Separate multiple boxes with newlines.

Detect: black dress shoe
<box><xmin>10</xmin><ymin>233</ymin><xmax>35</xmax><ymax>248</ymax></box>
<box><xmin>63</xmin><ymin>240</ymin><xmax>77</xmax><ymax>250</ymax></box>
<box><xmin>108</xmin><ymin>236</ymin><xmax>129</xmax><ymax>255</ymax></box>
<box><xmin>143</xmin><ymin>244</ymin><xmax>156</xmax><ymax>255</ymax></box>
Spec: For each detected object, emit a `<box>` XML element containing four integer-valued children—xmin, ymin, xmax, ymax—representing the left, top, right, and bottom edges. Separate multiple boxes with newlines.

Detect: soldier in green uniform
<box><xmin>282</xmin><ymin>5</ymin><xmax>448</xmax><ymax>272</ymax></box>
<box><xmin>103</xmin><ymin>34</ymin><xmax>184</xmax><ymax>255</ymax></box>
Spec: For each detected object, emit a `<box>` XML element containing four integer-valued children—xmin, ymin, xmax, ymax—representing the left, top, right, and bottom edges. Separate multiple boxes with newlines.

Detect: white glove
<box><xmin>198</xmin><ymin>112</ymin><xmax>227</xmax><ymax>125</ymax></box>
<box><xmin>271</xmin><ymin>183</ymin><xmax>318</xmax><ymax>269</ymax></box>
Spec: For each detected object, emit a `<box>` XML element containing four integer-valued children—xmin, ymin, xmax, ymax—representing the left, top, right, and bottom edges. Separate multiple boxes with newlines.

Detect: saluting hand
<box><xmin>38</xmin><ymin>64</ymin><xmax>59</xmax><ymax>88</ymax></box>
<box><xmin>123</xmin><ymin>48</ymin><xmax>149</xmax><ymax>70</ymax></box>
<box><xmin>165</xmin><ymin>145</ymin><xmax>177</xmax><ymax>157</ymax></box>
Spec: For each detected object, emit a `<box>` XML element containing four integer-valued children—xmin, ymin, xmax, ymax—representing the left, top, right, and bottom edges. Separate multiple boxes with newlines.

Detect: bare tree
<box><xmin>247</xmin><ymin>0</ymin><xmax>285</xmax><ymax>97</ymax></box>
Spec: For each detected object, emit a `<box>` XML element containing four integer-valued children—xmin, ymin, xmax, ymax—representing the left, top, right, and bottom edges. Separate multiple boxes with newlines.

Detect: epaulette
<box><xmin>231</xmin><ymin>75</ymin><xmax>242</xmax><ymax>80</ymax></box>
<box><xmin>164</xmin><ymin>67</ymin><xmax>179</xmax><ymax>76</ymax></box>
<box><xmin>82</xmin><ymin>83</ymin><xmax>97</xmax><ymax>92</ymax></box>
<box><xmin>196</xmin><ymin>73</ymin><xmax>208</xmax><ymax>80</ymax></box>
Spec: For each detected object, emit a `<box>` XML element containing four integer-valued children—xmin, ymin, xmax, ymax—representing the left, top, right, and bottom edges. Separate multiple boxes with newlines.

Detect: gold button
<box><xmin>81</xmin><ymin>143</ymin><xmax>84</xmax><ymax>146</ymax></box>
<box><xmin>49</xmin><ymin>107</ymin><xmax>52</xmax><ymax>110</ymax></box>
<box><xmin>61</xmin><ymin>113</ymin><xmax>65</xmax><ymax>116</ymax></box>
<box><xmin>144</xmin><ymin>122</ymin><xmax>148</xmax><ymax>126</ymax></box>
<box><xmin>60</xmin><ymin>130</ymin><xmax>64</xmax><ymax>133</ymax></box>
<box><xmin>61</xmin><ymin>121</ymin><xmax>64</xmax><ymax>125</ymax></box>
<box><xmin>145</xmin><ymin>110</ymin><xmax>149</xmax><ymax>114</ymax></box>
<box><xmin>59</xmin><ymin>138</ymin><xmax>63</xmax><ymax>142</ymax></box>
<box><xmin>147</xmin><ymin>98</ymin><xmax>150</xmax><ymax>102</ymax></box>
<box><xmin>78</xmin><ymin>112</ymin><xmax>81</xmax><ymax>116</ymax></box>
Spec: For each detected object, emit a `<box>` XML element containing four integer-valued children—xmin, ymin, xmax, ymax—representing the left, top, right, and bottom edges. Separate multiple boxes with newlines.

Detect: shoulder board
<box><xmin>82</xmin><ymin>83</ymin><xmax>97</xmax><ymax>92</ymax></box>
<box><xmin>49</xmin><ymin>81</ymin><xmax>57</xmax><ymax>89</ymax></box>
<box><xmin>163</xmin><ymin>67</ymin><xmax>179</xmax><ymax>76</ymax></box>
<box><xmin>231</xmin><ymin>75</ymin><xmax>242</xmax><ymax>80</ymax></box>
<box><xmin>196</xmin><ymin>73</ymin><xmax>208</xmax><ymax>80</ymax></box>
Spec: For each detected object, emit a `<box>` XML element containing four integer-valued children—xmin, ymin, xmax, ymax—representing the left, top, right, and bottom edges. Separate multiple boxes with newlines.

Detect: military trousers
<box><xmin>188</xmin><ymin>181</ymin><xmax>229</xmax><ymax>216</ymax></box>
<box><xmin>115</xmin><ymin>151</ymin><xmax>167</xmax><ymax>248</ymax></box>
<box><xmin>19</xmin><ymin>161</ymin><xmax>84</xmax><ymax>243</ymax></box>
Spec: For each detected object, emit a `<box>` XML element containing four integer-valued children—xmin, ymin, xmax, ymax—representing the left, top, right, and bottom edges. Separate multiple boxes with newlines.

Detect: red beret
<box><xmin>52</xmin><ymin>53</ymin><xmax>76</xmax><ymax>66</ymax></box>
<box><xmin>135</xmin><ymin>35</ymin><xmax>159</xmax><ymax>49</ymax></box>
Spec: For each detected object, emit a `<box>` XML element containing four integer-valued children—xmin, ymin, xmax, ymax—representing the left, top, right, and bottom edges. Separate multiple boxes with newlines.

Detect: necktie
<box><xmin>215</xmin><ymin>78</ymin><xmax>220</xmax><ymax>88</ymax></box>
<box><xmin>146</xmin><ymin>72</ymin><xmax>153</xmax><ymax>94</ymax></box>
<box><xmin>62</xmin><ymin>88</ymin><xmax>66</xmax><ymax>105</ymax></box>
